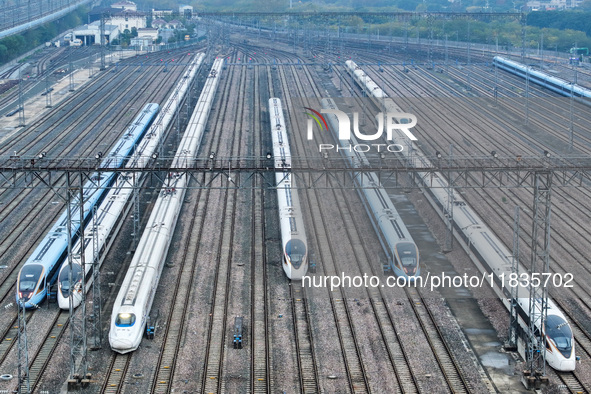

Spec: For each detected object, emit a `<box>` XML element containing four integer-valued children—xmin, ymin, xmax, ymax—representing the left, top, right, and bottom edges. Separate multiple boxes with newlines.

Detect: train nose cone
<box><xmin>557</xmin><ymin>358</ymin><xmax>576</xmax><ymax>372</ymax></box>
<box><xmin>109</xmin><ymin>336</ymin><xmax>134</xmax><ymax>353</ymax></box>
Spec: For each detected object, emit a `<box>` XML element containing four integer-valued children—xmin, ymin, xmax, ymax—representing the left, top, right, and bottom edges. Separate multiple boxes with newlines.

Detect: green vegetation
<box><xmin>527</xmin><ymin>11</ymin><xmax>591</xmax><ymax>38</ymax></box>
<box><xmin>0</xmin><ymin>6</ymin><xmax>88</xmax><ymax>65</ymax></box>
<box><xmin>2</xmin><ymin>0</ymin><xmax>589</xmax><ymax>65</ymax></box>
<box><xmin>169</xmin><ymin>0</ymin><xmax>590</xmax><ymax>52</ymax></box>
<box><xmin>366</xmin><ymin>17</ymin><xmax>591</xmax><ymax>53</ymax></box>
<box><xmin>112</xmin><ymin>27</ymin><xmax>138</xmax><ymax>46</ymax></box>
<box><xmin>188</xmin><ymin>0</ymin><xmax>506</xmax><ymax>12</ymax></box>
<box><xmin>133</xmin><ymin>0</ymin><xmax>591</xmax><ymax>53</ymax></box>
<box><xmin>220</xmin><ymin>11</ymin><xmax>590</xmax><ymax>53</ymax></box>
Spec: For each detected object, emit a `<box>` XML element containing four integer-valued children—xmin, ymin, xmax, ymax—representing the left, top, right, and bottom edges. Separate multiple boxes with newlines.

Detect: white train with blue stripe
<box><xmin>16</xmin><ymin>103</ymin><xmax>159</xmax><ymax>309</ymax></box>
<box><xmin>57</xmin><ymin>53</ymin><xmax>205</xmax><ymax>310</ymax></box>
<box><xmin>348</xmin><ymin>59</ymin><xmax>575</xmax><ymax>371</ymax></box>
<box><xmin>109</xmin><ymin>58</ymin><xmax>223</xmax><ymax>353</ymax></box>
<box><xmin>268</xmin><ymin>98</ymin><xmax>308</xmax><ymax>280</ymax></box>
<box><xmin>494</xmin><ymin>56</ymin><xmax>591</xmax><ymax>101</ymax></box>
<box><xmin>320</xmin><ymin>98</ymin><xmax>419</xmax><ymax>280</ymax></box>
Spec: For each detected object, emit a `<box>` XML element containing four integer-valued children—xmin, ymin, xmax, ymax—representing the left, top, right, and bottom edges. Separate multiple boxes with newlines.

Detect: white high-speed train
<box><xmin>268</xmin><ymin>98</ymin><xmax>308</xmax><ymax>280</ymax></box>
<box><xmin>320</xmin><ymin>98</ymin><xmax>419</xmax><ymax>280</ymax></box>
<box><xmin>422</xmin><ymin>171</ymin><xmax>576</xmax><ymax>371</ymax></box>
<box><xmin>347</xmin><ymin>61</ymin><xmax>575</xmax><ymax>371</ymax></box>
<box><xmin>109</xmin><ymin>58</ymin><xmax>223</xmax><ymax>353</ymax></box>
<box><xmin>57</xmin><ymin>53</ymin><xmax>205</xmax><ymax>310</ymax></box>
<box><xmin>494</xmin><ymin>56</ymin><xmax>591</xmax><ymax>102</ymax></box>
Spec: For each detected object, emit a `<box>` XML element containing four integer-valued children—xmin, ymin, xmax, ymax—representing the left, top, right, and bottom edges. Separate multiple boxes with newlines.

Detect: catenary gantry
<box><xmin>1</xmin><ymin>154</ymin><xmax>591</xmax><ymax>190</ymax></box>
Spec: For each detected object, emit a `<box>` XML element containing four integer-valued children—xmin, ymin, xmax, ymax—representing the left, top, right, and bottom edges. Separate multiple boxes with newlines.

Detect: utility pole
<box><xmin>45</xmin><ymin>72</ymin><xmax>52</xmax><ymax>108</ymax></box>
<box><xmin>506</xmin><ymin>206</ymin><xmax>520</xmax><ymax>351</ymax></box>
<box><xmin>67</xmin><ymin>172</ymin><xmax>88</xmax><ymax>389</ymax></box>
<box><xmin>494</xmin><ymin>59</ymin><xmax>498</xmax><ymax>106</ymax></box>
<box><xmin>569</xmin><ymin>81</ymin><xmax>574</xmax><ymax>152</ymax></box>
<box><xmin>540</xmin><ymin>32</ymin><xmax>544</xmax><ymax>67</ymax></box>
<box><xmin>445</xmin><ymin>34</ymin><xmax>448</xmax><ymax>73</ymax></box>
<box><xmin>467</xmin><ymin>22</ymin><xmax>471</xmax><ymax>91</ymax></box>
<box><xmin>444</xmin><ymin>144</ymin><xmax>454</xmax><ymax>252</ymax></box>
<box><xmin>68</xmin><ymin>50</ymin><xmax>75</xmax><ymax>92</ymax></box>
<box><xmin>17</xmin><ymin>298</ymin><xmax>30</xmax><ymax>394</ymax></box>
<box><xmin>525</xmin><ymin>65</ymin><xmax>530</xmax><ymax>125</ymax></box>
<box><xmin>520</xmin><ymin>13</ymin><xmax>526</xmax><ymax>62</ymax></box>
<box><xmin>100</xmin><ymin>13</ymin><xmax>106</xmax><ymax>71</ymax></box>
<box><xmin>90</xmin><ymin>205</ymin><xmax>102</xmax><ymax>350</ymax></box>
<box><xmin>523</xmin><ymin>171</ymin><xmax>551</xmax><ymax>390</ymax></box>
<box><xmin>428</xmin><ymin>15</ymin><xmax>433</xmax><ymax>66</ymax></box>
<box><xmin>17</xmin><ymin>68</ymin><xmax>25</xmax><ymax>127</ymax></box>
<box><xmin>404</xmin><ymin>19</ymin><xmax>408</xmax><ymax>47</ymax></box>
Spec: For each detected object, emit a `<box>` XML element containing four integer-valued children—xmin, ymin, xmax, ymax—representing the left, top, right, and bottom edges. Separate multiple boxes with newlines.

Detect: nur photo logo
<box><xmin>305</xmin><ymin>105</ymin><xmax>418</xmax><ymax>153</ymax></box>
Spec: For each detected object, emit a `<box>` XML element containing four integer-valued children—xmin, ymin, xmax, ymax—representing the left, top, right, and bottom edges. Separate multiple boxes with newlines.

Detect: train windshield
<box><xmin>395</xmin><ymin>243</ymin><xmax>418</xmax><ymax>267</ymax></box>
<box><xmin>59</xmin><ymin>264</ymin><xmax>82</xmax><ymax>297</ymax></box>
<box><xmin>546</xmin><ymin>315</ymin><xmax>573</xmax><ymax>358</ymax></box>
<box><xmin>18</xmin><ymin>264</ymin><xmax>44</xmax><ymax>294</ymax></box>
<box><xmin>286</xmin><ymin>239</ymin><xmax>307</xmax><ymax>269</ymax></box>
<box><xmin>115</xmin><ymin>313</ymin><xmax>136</xmax><ymax>327</ymax></box>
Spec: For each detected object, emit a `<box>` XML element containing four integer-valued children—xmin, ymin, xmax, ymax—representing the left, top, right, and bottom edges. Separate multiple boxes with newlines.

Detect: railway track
<box><xmin>556</xmin><ymin>370</ymin><xmax>587</xmax><ymax>393</ymax></box>
<box><xmin>149</xmin><ymin>187</ymin><xmax>206</xmax><ymax>394</ymax></box>
<box><xmin>328</xmin><ymin>64</ymin><xmax>494</xmax><ymax>391</ymax></box>
<box><xmin>250</xmin><ymin>65</ymin><xmax>271</xmax><ymax>393</ymax></box>
<box><xmin>0</xmin><ymin>313</ymin><xmax>31</xmax><ymax>368</ymax></box>
<box><xmin>101</xmin><ymin>353</ymin><xmax>131</xmax><ymax>393</ymax></box>
<box><xmin>279</xmin><ymin>62</ymin><xmax>372</xmax><ymax>392</ymax></box>
<box><xmin>405</xmin><ymin>287</ymin><xmax>470</xmax><ymax>393</ymax></box>
<box><xmin>445</xmin><ymin>65</ymin><xmax>591</xmax><ymax>149</ymax></box>
<box><xmin>144</xmin><ymin>59</ymin><xmax>216</xmax><ymax>394</ymax></box>
<box><xmin>272</xmin><ymin>63</ymin><xmax>346</xmax><ymax>392</ymax></box>
<box><xmin>199</xmin><ymin>58</ymin><xmax>245</xmax><ymax>394</ymax></box>
<box><xmin>326</xmin><ymin>156</ymin><xmax>421</xmax><ymax>393</ymax></box>
<box><xmin>353</xmin><ymin>60</ymin><xmax>591</xmax><ymax>297</ymax></box>
<box><xmin>258</xmin><ymin>50</ymin><xmax>322</xmax><ymax>392</ymax></box>
<box><xmin>18</xmin><ymin>311</ymin><xmax>69</xmax><ymax>393</ymax></box>
<box><xmin>0</xmin><ymin>83</ymin><xmax>178</xmax><ymax>382</ymax></box>
<box><xmin>248</xmin><ymin>52</ymin><xmax>322</xmax><ymax>393</ymax></box>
